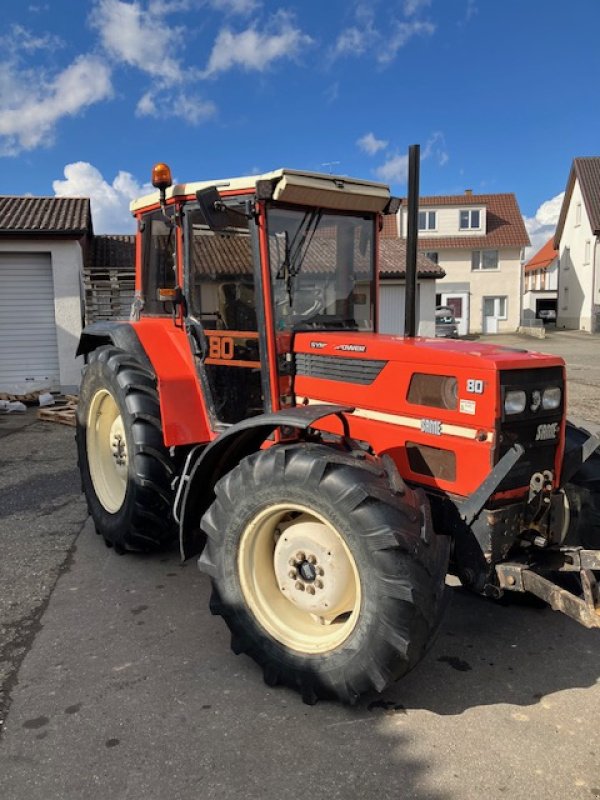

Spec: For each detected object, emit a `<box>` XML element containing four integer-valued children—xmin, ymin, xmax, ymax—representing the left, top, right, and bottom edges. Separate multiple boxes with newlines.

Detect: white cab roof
<box><xmin>130</xmin><ymin>168</ymin><xmax>391</xmax><ymax>214</ymax></box>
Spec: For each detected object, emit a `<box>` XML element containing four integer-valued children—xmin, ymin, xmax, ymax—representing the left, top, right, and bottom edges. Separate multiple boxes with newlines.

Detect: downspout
<box><xmin>591</xmin><ymin>235</ymin><xmax>598</xmax><ymax>333</ymax></box>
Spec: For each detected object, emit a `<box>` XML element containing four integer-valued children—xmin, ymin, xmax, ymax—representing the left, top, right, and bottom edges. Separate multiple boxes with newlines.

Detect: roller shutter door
<box><xmin>0</xmin><ymin>253</ymin><xmax>60</xmax><ymax>391</ymax></box>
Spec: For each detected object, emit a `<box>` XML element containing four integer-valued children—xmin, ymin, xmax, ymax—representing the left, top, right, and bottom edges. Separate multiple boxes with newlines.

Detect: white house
<box><xmin>554</xmin><ymin>157</ymin><xmax>600</xmax><ymax>332</ymax></box>
<box><xmin>383</xmin><ymin>191</ymin><xmax>530</xmax><ymax>335</ymax></box>
<box><xmin>522</xmin><ymin>237</ymin><xmax>559</xmax><ymax>321</ymax></box>
<box><xmin>0</xmin><ymin>196</ymin><xmax>91</xmax><ymax>394</ymax></box>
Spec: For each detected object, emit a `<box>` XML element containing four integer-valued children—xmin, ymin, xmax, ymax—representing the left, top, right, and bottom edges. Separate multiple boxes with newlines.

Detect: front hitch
<box><xmin>496</xmin><ymin>552</ymin><xmax>600</xmax><ymax>629</ymax></box>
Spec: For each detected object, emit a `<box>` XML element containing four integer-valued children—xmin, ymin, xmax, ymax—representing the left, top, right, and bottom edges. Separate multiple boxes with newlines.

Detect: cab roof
<box><xmin>130</xmin><ymin>168</ymin><xmax>391</xmax><ymax>215</ymax></box>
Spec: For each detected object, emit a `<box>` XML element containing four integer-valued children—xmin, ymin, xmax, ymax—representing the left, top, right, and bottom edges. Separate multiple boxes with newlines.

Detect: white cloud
<box><xmin>1</xmin><ymin>23</ymin><xmax>63</xmax><ymax>53</ymax></box>
<box><xmin>465</xmin><ymin>0</ymin><xmax>477</xmax><ymax>22</ymax></box>
<box><xmin>374</xmin><ymin>132</ymin><xmax>449</xmax><ymax>186</ymax></box>
<box><xmin>422</xmin><ymin>131</ymin><xmax>448</xmax><ymax>166</ymax></box>
<box><xmin>403</xmin><ymin>0</ymin><xmax>432</xmax><ymax>16</ymax></box>
<box><xmin>333</xmin><ymin>4</ymin><xmax>434</xmax><ymax>65</ymax></box>
<box><xmin>202</xmin><ymin>11</ymin><xmax>312</xmax><ymax>77</ymax></box>
<box><xmin>136</xmin><ymin>89</ymin><xmax>216</xmax><ymax>124</ymax></box>
<box><xmin>333</xmin><ymin>4</ymin><xmax>377</xmax><ymax>59</ymax></box>
<box><xmin>91</xmin><ymin>0</ymin><xmax>183</xmax><ymax>82</ymax></box>
<box><xmin>53</xmin><ymin>161</ymin><xmax>153</xmax><ymax>233</ymax></box>
<box><xmin>0</xmin><ymin>55</ymin><xmax>112</xmax><ymax>155</ymax></box>
<box><xmin>378</xmin><ymin>20</ymin><xmax>435</xmax><ymax>64</ymax></box>
<box><xmin>357</xmin><ymin>132</ymin><xmax>388</xmax><ymax>156</ymax></box>
<box><xmin>375</xmin><ymin>153</ymin><xmax>409</xmax><ymax>184</ymax></box>
<box><xmin>208</xmin><ymin>0</ymin><xmax>259</xmax><ymax>13</ymax></box>
<box><xmin>523</xmin><ymin>192</ymin><xmax>564</xmax><ymax>258</ymax></box>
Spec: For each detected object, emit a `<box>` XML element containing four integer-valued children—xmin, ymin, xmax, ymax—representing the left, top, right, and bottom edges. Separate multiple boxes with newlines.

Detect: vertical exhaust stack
<box><xmin>404</xmin><ymin>144</ymin><xmax>420</xmax><ymax>338</ymax></box>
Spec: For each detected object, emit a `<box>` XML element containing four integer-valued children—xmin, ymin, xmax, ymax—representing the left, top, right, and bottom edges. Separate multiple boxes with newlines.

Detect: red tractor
<box><xmin>76</xmin><ymin>154</ymin><xmax>600</xmax><ymax>705</ymax></box>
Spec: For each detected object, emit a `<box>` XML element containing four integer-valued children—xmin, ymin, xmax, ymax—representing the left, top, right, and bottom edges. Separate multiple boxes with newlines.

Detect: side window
<box><xmin>141</xmin><ymin>208</ymin><xmax>176</xmax><ymax>315</ymax></box>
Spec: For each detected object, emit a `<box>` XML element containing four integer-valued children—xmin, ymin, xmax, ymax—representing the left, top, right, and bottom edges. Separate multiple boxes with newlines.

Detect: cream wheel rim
<box><xmin>87</xmin><ymin>389</ymin><xmax>128</xmax><ymax>513</ymax></box>
<box><xmin>237</xmin><ymin>503</ymin><xmax>361</xmax><ymax>654</ymax></box>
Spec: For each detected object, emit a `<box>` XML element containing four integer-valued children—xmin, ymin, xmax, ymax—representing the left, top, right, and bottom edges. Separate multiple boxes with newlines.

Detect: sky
<box><xmin>1</xmin><ymin>0</ymin><xmax>599</xmax><ymax>255</ymax></box>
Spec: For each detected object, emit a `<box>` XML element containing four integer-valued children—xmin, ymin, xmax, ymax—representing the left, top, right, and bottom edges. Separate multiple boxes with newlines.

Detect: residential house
<box><xmin>522</xmin><ymin>237</ymin><xmax>558</xmax><ymax>321</ymax></box>
<box><xmin>382</xmin><ymin>191</ymin><xmax>530</xmax><ymax>335</ymax></box>
<box><xmin>0</xmin><ymin>196</ymin><xmax>92</xmax><ymax>393</ymax></box>
<box><xmin>554</xmin><ymin>157</ymin><xmax>600</xmax><ymax>332</ymax></box>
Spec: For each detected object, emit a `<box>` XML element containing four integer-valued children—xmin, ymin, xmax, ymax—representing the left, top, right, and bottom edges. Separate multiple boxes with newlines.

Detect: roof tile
<box><xmin>523</xmin><ymin>237</ymin><xmax>557</xmax><ymax>272</ymax></box>
<box><xmin>382</xmin><ymin>192</ymin><xmax>530</xmax><ymax>249</ymax></box>
<box><xmin>0</xmin><ymin>196</ymin><xmax>92</xmax><ymax>235</ymax></box>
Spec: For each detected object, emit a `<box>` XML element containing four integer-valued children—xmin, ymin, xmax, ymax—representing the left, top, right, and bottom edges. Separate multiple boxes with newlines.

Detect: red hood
<box><xmin>293</xmin><ymin>331</ymin><xmax>564</xmax><ymax>372</ymax></box>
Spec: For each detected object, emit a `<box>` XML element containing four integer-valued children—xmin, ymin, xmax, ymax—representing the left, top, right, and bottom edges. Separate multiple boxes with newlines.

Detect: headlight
<box><xmin>542</xmin><ymin>387</ymin><xmax>562</xmax><ymax>410</ymax></box>
<box><xmin>505</xmin><ymin>390</ymin><xmax>527</xmax><ymax>415</ymax></box>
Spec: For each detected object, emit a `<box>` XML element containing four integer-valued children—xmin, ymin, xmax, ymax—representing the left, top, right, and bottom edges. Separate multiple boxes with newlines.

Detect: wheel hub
<box><xmin>273</xmin><ymin>515</ymin><xmax>355</xmax><ymax>619</ymax></box>
<box><xmin>87</xmin><ymin>388</ymin><xmax>128</xmax><ymax>513</ymax></box>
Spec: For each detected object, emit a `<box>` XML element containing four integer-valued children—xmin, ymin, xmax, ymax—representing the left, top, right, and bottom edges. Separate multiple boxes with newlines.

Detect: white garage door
<box><xmin>379</xmin><ymin>285</ymin><xmax>421</xmax><ymax>335</ymax></box>
<box><xmin>0</xmin><ymin>253</ymin><xmax>60</xmax><ymax>391</ymax></box>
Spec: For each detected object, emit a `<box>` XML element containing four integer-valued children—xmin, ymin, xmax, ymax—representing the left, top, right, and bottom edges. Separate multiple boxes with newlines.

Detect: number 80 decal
<box><xmin>466</xmin><ymin>379</ymin><xmax>484</xmax><ymax>394</ymax></box>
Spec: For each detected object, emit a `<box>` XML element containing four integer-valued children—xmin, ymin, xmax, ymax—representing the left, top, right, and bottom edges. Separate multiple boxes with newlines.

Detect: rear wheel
<box><xmin>200</xmin><ymin>443</ymin><xmax>450</xmax><ymax>704</ymax></box>
<box><xmin>76</xmin><ymin>346</ymin><xmax>176</xmax><ymax>551</ymax></box>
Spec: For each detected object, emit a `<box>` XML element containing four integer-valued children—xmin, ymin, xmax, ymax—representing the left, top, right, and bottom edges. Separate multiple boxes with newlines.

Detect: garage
<box><xmin>0</xmin><ymin>253</ymin><xmax>60</xmax><ymax>391</ymax></box>
<box><xmin>0</xmin><ymin>196</ymin><xmax>91</xmax><ymax>393</ymax></box>
<box><xmin>379</xmin><ymin>240</ymin><xmax>443</xmax><ymax>337</ymax></box>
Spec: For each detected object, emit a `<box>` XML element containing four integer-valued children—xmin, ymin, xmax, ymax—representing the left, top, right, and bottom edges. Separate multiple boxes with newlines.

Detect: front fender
<box><xmin>178</xmin><ymin>404</ymin><xmax>353</xmax><ymax>560</ymax></box>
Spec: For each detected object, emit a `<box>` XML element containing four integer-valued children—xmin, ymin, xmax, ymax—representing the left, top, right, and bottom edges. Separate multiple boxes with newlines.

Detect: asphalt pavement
<box><xmin>1</xmin><ymin>334</ymin><xmax>599</xmax><ymax>800</ymax></box>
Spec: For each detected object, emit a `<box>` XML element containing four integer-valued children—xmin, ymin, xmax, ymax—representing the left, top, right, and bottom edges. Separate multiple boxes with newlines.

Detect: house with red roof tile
<box><xmin>522</xmin><ymin>237</ymin><xmax>558</xmax><ymax>322</ymax></box>
<box><xmin>382</xmin><ymin>190</ymin><xmax>530</xmax><ymax>335</ymax></box>
<box><xmin>554</xmin><ymin>157</ymin><xmax>600</xmax><ymax>332</ymax></box>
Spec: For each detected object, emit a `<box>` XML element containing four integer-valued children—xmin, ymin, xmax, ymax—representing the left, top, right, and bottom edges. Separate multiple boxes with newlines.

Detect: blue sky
<box><xmin>1</xmin><ymin>0</ymin><xmax>599</xmax><ymax>252</ymax></box>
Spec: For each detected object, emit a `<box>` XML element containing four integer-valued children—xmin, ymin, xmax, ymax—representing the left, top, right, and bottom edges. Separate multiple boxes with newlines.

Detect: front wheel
<box><xmin>564</xmin><ymin>422</ymin><xmax>600</xmax><ymax>549</ymax></box>
<box><xmin>76</xmin><ymin>346</ymin><xmax>176</xmax><ymax>551</ymax></box>
<box><xmin>199</xmin><ymin>444</ymin><xmax>450</xmax><ymax>704</ymax></box>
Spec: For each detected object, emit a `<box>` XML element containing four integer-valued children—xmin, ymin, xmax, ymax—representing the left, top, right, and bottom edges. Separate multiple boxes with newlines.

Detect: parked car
<box><xmin>538</xmin><ymin>309</ymin><xmax>557</xmax><ymax>323</ymax></box>
<box><xmin>435</xmin><ymin>305</ymin><xmax>459</xmax><ymax>338</ymax></box>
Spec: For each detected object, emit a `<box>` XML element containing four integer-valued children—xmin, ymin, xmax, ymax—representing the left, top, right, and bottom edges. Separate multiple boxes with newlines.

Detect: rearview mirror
<box><xmin>196</xmin><ymin>186</ymin><xmax>230</xmax><ymax>231</ymax></box>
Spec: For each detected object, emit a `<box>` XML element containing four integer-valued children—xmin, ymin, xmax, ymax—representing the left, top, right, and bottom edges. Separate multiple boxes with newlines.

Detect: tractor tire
<box><xmin>76</xmin><ymin>345</ymin><xmax>176</xmax><ymax>552</ymax></box>
<box><xmin>199</xmin><ymin>443</ymin><xmax>450</xmax><ymax>705</ymax></box>
<box><xmin>563</xmin><ymin>422</ymin><xmax>600</xmax><ymax>550</ymax></box>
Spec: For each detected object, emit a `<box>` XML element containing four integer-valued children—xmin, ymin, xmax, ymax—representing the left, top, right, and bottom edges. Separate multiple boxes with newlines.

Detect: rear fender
<box><xmin>179</xmin><ymin>404</ymin><xmax>353</xmax><ymax>560</ymax></box>
<box><xmin>76</xmin><ymin>321</ymin><xmax>152</xmax><ymax>369</ymax></box>
<box><xmin>78</xmin><ymin>319</ymin><xmax>211</xmax><ymax>447</ymax></box>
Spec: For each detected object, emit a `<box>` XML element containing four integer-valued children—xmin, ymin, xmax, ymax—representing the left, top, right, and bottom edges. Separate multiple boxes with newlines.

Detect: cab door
<box><xmin>184</xmin><ymin>204</ymin><xmax>266</xmax><ymax>426</ymax></box>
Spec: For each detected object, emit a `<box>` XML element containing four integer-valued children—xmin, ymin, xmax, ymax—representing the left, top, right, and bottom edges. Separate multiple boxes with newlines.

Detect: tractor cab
<box><xmin>131</xmin><ymin>166</ymin><xmax>391</xmax><ymax>429</ymax></box>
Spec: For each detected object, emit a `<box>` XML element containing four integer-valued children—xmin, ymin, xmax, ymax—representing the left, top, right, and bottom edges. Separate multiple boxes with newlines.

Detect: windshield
<box><xmin>267</xmin><ymin>206</ymin><xmax>375</xmax><ymax>332</ymax></box>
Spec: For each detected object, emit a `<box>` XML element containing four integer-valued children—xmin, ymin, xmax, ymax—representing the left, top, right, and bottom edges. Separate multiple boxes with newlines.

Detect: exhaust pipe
<box><xmin>404</xmin><ymin>144</ymin><xmax>420</xmax><ymax>338</ymax></box>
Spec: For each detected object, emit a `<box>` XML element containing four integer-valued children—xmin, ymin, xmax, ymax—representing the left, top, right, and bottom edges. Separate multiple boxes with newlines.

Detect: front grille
<box><xmin>295</xmin><ymin>353</ymin><xmax>386</xmax><ymax>385</ymax></box>
<box><xmin>496</xmin><ymin>366</ymin><xmax>564</xmax><ymax>491</ymax></box>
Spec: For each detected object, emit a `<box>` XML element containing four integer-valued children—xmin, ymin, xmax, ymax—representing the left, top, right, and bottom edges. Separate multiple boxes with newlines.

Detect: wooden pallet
<box><xmin>1</xmin><ymin>390</ymin><xmax>45</xmax><ymax>403</ymax></box>
<box><xmin>37</xmin><ymin>402</ymin><xmax>77</xmax><ymax>427</ymax></box>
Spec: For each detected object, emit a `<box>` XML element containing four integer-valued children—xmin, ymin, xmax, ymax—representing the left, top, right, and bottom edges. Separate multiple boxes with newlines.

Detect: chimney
<box><xmin>465</xmin><ymin>188</ymin><xmax>473</xmax><ymax>195</ymax></box>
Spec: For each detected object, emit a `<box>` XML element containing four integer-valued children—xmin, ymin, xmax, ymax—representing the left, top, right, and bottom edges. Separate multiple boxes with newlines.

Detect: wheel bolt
<box><xmin>295</xmin><ymin>551</ymin><xmax>305</xmax><ymax>562</ymax></box>
<box><xmin>288</xmin><ymin>569</ymin><xmax>297</xmax><ymax>579</ymax></box>
<box><xmin>288</xmin><ymin>558</ymin><xmax>296</xmax><ymax>567</ymax></box>
<box><xmin>295</xmin><ymin>582</ymin><xmax>305</xmax><ymax>592</ymax></box>
<box><xmin>307</xmin><ymin>554</ymin><xmax>317</xmax><ymax>565</ymax></box>
<box><xmin>317</xmin><ymin>567</ymin><xmax>324</xmax><ymax>576</ymax></box>
<box><xmin>306</xmin><ymin>585</ymin><xmax>316</xmax><ymax>595</ymax></box>
<box><xmin>315</xmin><ymin>580</ymin><xmax>323</xmax><ymax>590</ymax></box>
